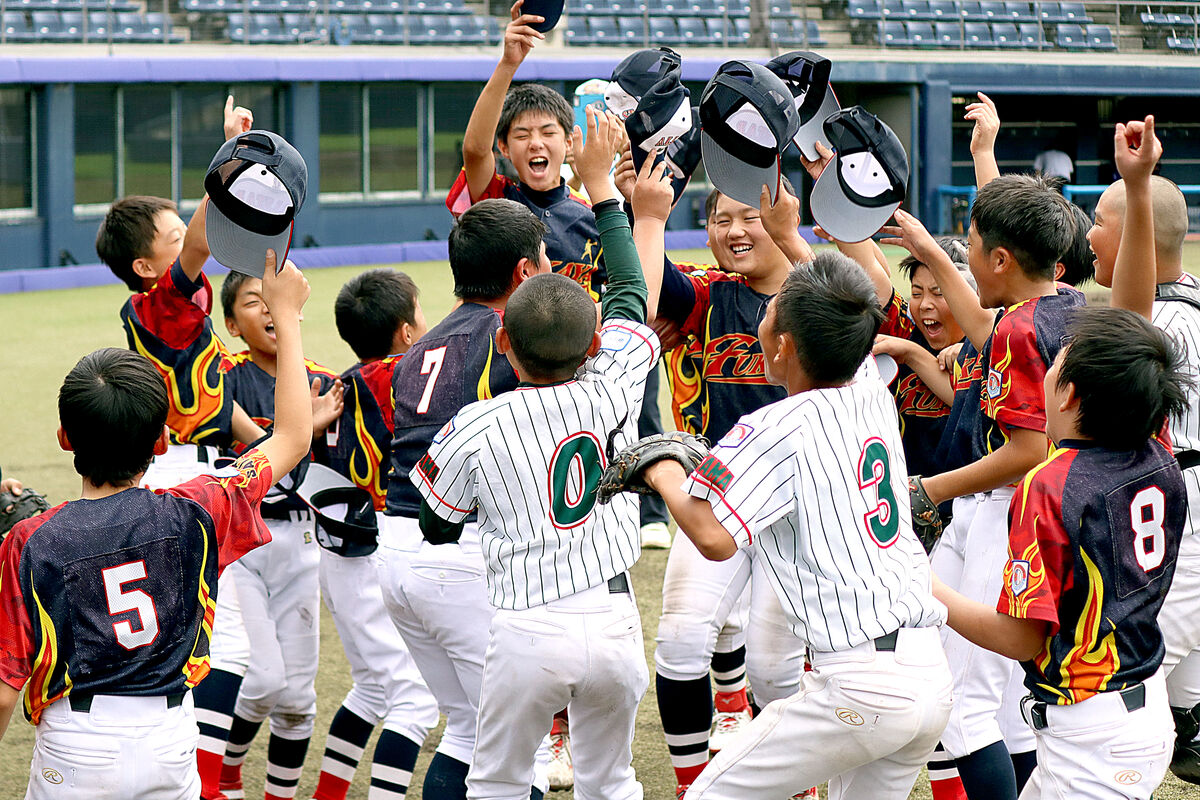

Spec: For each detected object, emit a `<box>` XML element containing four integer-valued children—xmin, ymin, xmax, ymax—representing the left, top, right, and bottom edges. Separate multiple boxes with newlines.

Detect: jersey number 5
<box><xmin>858</xmin><ymin>438</ymin><xmax>900</xmax><ymax>547</ymax></box>
<box><xmin>549</xmin><ymin>433</ymin><xmax>604</xmax><ymax>529</ymax></box>
<box><xmin>102</xmin><ymin>560</ymin><xmax>160</xmax><ymax>650</ymax></box>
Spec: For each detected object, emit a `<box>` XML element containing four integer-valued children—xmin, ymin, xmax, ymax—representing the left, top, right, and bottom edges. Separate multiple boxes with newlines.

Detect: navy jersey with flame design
<box><xmin>879</xmin><ymin>291</ymin><xmax>954</xmax><ymax>478</ymax></box>
<box><xmin>384</xmin><ymin>302</ymin><xmax>519</xmax><ymax>519</ymax></box>
<box><xmin>447</xmin><ymin>169</ymin><xmax>607</xmax><ymax>300</ymax></box>
<box><xmin>1000</xmin><ymin>439</ymin><xmax>1184</xmax><ymax>704</ymax></box>
<box><xmin>658</xmin><ymin>261</ymin><xmax>786</xmax><ymax>441</ymax></box>
<box><xmin>121</xmin><ymin>261</ymin><xmax>235</xmax><ymax>448</ymax></box>
<box><xmin>0</xmin><ymin>451</ymin><xmax>273</xmax><ymax>724</ymax></box>
<box><xmin>327</xmin><ymin>357</ymin><xmax>401</xmax><ymax>511</ymax></box>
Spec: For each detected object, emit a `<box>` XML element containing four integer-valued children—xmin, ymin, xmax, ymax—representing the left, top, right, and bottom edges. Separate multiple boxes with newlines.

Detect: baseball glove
<box><xmin>0</xmin><ymin>487</ymin><xmax>51</xmax><ymax>540</ymax></box>
<box><xmin>598</xmin><ymin>431</ymin><xmax>710</xmax><ymax>504</ymax></box>
<box><xmin>908</xmin><ymin>476</ymin><xmax>943</xmax><ymax>554</ymax></box>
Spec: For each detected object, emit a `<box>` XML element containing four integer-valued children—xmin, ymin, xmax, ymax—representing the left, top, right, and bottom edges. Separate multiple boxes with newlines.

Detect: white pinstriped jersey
<box><xmin>410</xmin><ymin>319</ymin><xmax>661</xmax><ymax>611</ymax></box>
<box><xmin>681</xmin><ymin>376</ymin><xmax>946</xmax><ymax>652</ymax></box>
<box><xmin>1154</xmin><ymin>273</ymin><xmax>1200</xmax><ymax>532</ymax></box>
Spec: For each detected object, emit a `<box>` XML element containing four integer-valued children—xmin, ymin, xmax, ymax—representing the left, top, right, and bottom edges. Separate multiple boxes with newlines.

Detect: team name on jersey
<box><xmin>694</xmin><ymin>454</ymin><xmax>734</xmax><ymax>493</ymax></box>
<box><xmin>895</xmin><ymin>373</ymin><xmax>949</xmax><ymax>419</ymax></box>
<box><xmin>704</xmin><ymin>333</ymin><xmax>769</xmax><ymax>384</ymax></box>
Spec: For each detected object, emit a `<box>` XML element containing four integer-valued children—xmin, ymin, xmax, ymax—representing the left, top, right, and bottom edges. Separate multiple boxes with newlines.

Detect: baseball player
<box><xmin>933</xmin><ymin>305</ymin><xmax>1189</xmax><ymax>800</ymax></box>
<box><xmin>633</xmin><ymin>251</ymin><xmax>953</xmax><ymax>800</ymax></box>
<box><xmin>214</xmin><ymin>270</ymin><xmax>344</xmax><ymax>800</ymax></box>
<box><xmin>1084</xmin><ymin>117</ymin><xmax>1200</xmax><ymax>783</ymax></box>
<box><xmin>0</xmin><ymin>252</ymin><xmax>314</xmax><ymax>800</ymax></box>
<box><xmin>882</xmin><ymin>178</ymin><xmax>1084</xmax><ymax>800</ymax></box>
<box><xmin>308</xmin><ymin>268</ymin><xmax>439</xmax><ymax>800</ymax></box>
<box><xmin>375</xmin><ymin>196</ymin><xmax>552</xmax><ymax>799</ymax></box>
<box><xmin>413</xmin><ymin>108</ymin><xmax>655</xmax><ymax>800</ymax></box>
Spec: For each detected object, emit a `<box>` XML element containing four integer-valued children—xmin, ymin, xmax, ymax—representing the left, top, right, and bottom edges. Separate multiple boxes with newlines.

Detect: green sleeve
<box><xmin>419</xmin><ymin>498</ymin><xmax>465</xmax><ymax>545</ymax></box>
<box><xmin>595</xmin><ymin>199</ymin><xmax>648</xmax><ymax>324</ymax></box>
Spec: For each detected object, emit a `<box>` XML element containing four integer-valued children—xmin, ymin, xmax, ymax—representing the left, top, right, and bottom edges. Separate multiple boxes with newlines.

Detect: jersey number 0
<box><xmin>549</xmin><ymin>433</ymin><xmax>604</xmax><ymax>529</ymax></box>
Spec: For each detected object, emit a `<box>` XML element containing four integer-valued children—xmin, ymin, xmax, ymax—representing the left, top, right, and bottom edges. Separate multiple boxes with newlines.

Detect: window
<box><xmin>74</xmin><ymin>86</ymin><xmax>117</xmax><ymax>206</ymax></box>
<box><xmin>122</xmin><ymin>86</ymin><xmax>173</xmax><ymax>199</ymax></box>
<box><xmin>0</xmin><ymin>89</ymin><xmax>32</xmax><ymax>210</ymax></box>
<box><xmin>179</xmin><ymin>85</ymin><xmax>228</xmax><ymax>201</ymax></box>
<box><xmin>432</xmin><ymin>83</ymin><xmax>477</xmax><ymax>193</ymax></box>
<box><xmin>368</xmin><ymin>84</ymin><xmax>420</xmax><ymax>193</ymax></box>
<box><xmin>319</xmin><ymin>83</ymin><xmax>363</xmax><ymax>195</ymax></box>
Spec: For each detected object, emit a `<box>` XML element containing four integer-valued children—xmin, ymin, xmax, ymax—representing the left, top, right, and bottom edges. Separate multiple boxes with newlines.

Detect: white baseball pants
<box><xmin>684</xmin><ymin>626</ymin><xmax>954</xmax><ymax>800</ymax></box>
<box><xmin>27</xmin><ymin>694</ymin><xmax>200</xmax><ymax>800</ymax></box>
<box><xmin>1157</xmin><ymin>532</ymin><xmax>1200</xmax><ymax>707</ymax></box>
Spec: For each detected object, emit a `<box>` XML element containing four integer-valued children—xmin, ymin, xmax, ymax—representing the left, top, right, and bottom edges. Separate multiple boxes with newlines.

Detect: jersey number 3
<box><xmin>102</xmin><ymin>560</ymin><xmax>161</xmax><ymax>650</ymax></box>
<box><xmin>858</xmin><ymin>438</ymin><xmax>900</xmax><ymax>547</ymax></box>
<box><xmin>549</xmin><ymin>433</ymin><xmax>604</xmax><ymax>529</ymax></box>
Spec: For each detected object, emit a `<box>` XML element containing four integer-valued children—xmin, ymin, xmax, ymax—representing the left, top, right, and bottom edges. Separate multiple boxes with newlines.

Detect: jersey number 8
<box><xmin>1131</xmin><ymin>486</ymin><xmax>1166</xmax><ymax>573</ymax></box>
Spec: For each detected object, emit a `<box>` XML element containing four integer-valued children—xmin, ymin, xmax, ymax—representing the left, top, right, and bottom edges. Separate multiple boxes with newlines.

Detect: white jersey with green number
<box><xmin>410</xmin><ymin>318</ymin><xmax>660</xmax><ymax>611</ymax></box>
<box><xmin>681</xmin><ymin>377</ymin><xmax>947</xmax><ymax>652</ymax></box>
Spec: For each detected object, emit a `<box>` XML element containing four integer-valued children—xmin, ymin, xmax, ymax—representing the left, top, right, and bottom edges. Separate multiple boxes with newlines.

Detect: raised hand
<box><xmin>631</xmin><ymin>155</ymin><xmax>675</xmax><ymax>224</ymax></box>
<box><xmin>223</xmin><ymin>95</ymin><xmax>254</xmax><ymax>140</ymax></box>
<box><xmin>260</xmin><ymin>250</ymin><xmax>310</xmax><ymax>319</ymax></box>
<box><xmin>799</xmin><ymin>140</ymin><xmax>835</xmax><ymax>182</ymax></box>
<box><xmin>1114</xmin><ymin>115</ymin><xmax>1162</xmax><ymax>186</ymax></box>
<box><xmin>502</xmin><ymin>0</ymin><xmax>544</xmax><ymax>68</ymax></box>
<box><xmin>964</xmin><ymin>92</ymin><xmax>999</xmax><ymax>156</ymax></box>
<box><xmin>879</xmin><ymin>209</ymin><xmax>943</xmax><ymax>266</ymax></box>
<box><xmin>311</xmin><ymin>378</ymin><xmax>345</xmax><ymax>437</ymax></box>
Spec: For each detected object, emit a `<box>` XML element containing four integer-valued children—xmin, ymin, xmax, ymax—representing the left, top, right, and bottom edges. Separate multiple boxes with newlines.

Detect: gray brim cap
<box><xmin>766</xmin><ymin>50</ymin><xmax>841</xmax><ymax>161</ymax></box>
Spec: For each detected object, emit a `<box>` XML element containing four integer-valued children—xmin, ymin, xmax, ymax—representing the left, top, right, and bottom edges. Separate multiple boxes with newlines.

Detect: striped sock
<box><xmin>264</xmin><ymin>729</ymin><xmax>311</xmax><ymax>800</ymax></box>
<box><xmin>367</xmin><ymin>730</ymin><xmax>420</xmax><ymax>800</ymax></box>
<box><xmin>710</xmin><ymin>646</ymin><xmax>748</xmax><ymax>708</ymax></box>
<box><xmin>312</xmin><ymin>706</ymin><xmax>374</xmax><ymax>800</ymax></box>
<box><xmin>194</xmin><ymin>669</ymin><xmax>243</xmax><ymax>800</ymax></box>
<box><xmin>928</xmin><ymin>743</ymin><xmax>967</xmax><ymax>800</ymax></box>
<box><xmin>657</xmin><ymin>672</ymin><xmax>712</xmax><ymax>788</ymax></box>
<box><xmin>219</xmin><ymin>714</ymin><xmax>262</xmax><ymax>800</ymax></box>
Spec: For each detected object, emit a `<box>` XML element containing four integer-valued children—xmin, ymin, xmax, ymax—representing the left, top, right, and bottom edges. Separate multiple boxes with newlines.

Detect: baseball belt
<box><xmin>68</xmin><ymin>692</ymin><xmax>185</xmax><ymax>713</ymax></box>
<box><xmin>1022</xmin><ymin>682</ymin><xmax>1146</xmax><ymax>731</ymax></box>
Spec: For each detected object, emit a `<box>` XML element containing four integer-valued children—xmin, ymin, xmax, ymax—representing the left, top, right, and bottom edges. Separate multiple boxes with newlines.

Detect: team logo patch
<box><xmin>41</xmin><ymin>769</ymin><xmax>63</xmax><ymax>784</ymax></box>
<box><xmin>986</xmin><ymin>368</ymin><xmax>1003</xmax><ymax>399</ymax></box>
<box><xmin>601</xmin><ymin>329</ymin><xmax>633</xmax><ymax>352</ymax></box>
<box><xmin>1114</xmin><ymin>770</ymin><xmax>1142</xmax><ymax>785</ymax></box>
<box><xmin>1010</xmin><ymin>560</ymin><xmax>1030</xmax><ymax>596</ymax></box>
<box><xmin>719</xmin><ymin>423</ymin><xmax>754</xmax><ymax>448</ymax></box>
<box><xmin>416</xmin><ymin>453</ymin><xmax>440</xmax><ymax>483</ymax></box>
<box><xmin>433</xmin><ymin>418</ymin><xmax>455</xmax><ymax>445</ymax></box>
<box><xmin>835</xmin><ymin>708</ymin><xmax>865</xmax><ymax>726</ymax></box>
<box><xmin>693</xmin><ymin>455</ymin><xmax>734</xmax><ymax>493</ymax></box>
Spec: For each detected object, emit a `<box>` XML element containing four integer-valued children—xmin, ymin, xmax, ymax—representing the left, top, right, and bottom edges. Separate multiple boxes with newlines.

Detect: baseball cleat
<box><xmin>790</xmin><ymin>788</ymin><xmax>819</xmax><ymax>799</ymax></box>
<box><xmin>676</xmin><ymin>783</ymin><xmax>691</xmax><ymax>799</ymax></box>
<box><xmin>547</xmin><ymin>728</ymin><xmax>574</xmax><ymax>790</ymax></box>
<box><xmin>708</xmin><ymin>708</ymin><xmax>752</xmax><ymax>754</ymax></box>
<box><xmin>640</xmin><ymin>521</ymin><xmax>673</xmax><ymax>549</ymax></box>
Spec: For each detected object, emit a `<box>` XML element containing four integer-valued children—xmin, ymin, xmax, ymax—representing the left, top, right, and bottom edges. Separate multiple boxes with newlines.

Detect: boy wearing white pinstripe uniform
<box><xmin>413</xmin><ymin>109</ymin><xmax>652</xmax><ymax>800</ymax></box>
<box><xmin>641</xmin><ymin>252</ymin><xmax>954</xmax><ymax>800</ymax></box>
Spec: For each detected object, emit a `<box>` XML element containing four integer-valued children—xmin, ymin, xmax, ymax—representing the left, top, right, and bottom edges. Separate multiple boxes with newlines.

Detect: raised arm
<box><xmin>630</xmin><ymin>153</ymin><xmax>675</xmax><ymax>322</ymax></box>
<box><xmin>932</xmin><ymin>574</ymin><xmax>1047</xmax><ymax>661</ymax></box>
<box><xmin>872</xmin><ymin>335</ymin><xmax>955</xmax><ymax>404</ymax></box>
<box><xmin>1108</xmin><ymin>116</ymin><xmax>1161</xmax><ymax>321</ymax></box>
<box><xmin>966</xmin><ymin>92</ymin><xmax>1001</xmax><ymax>189</ymax></box>
<box><xmin>461</xmin><ymin>0</ymin><xmax>544</xmax><ymax>201</ymax></box>
<box><xmin>644</xmin><ymin>460</ymin><xmax>739</xmax><ymax>561</ymax></box>
<box><xmin>758</xmin><ymin>184</ymin><xmax>814</xmax><ymax>267</ymax></box>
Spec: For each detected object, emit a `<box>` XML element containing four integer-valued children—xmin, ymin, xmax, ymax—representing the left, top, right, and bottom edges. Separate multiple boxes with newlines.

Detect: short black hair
<box><xmin>1057</xmin><ymin>203</ymin><xmax>1096</xmax><ymax>288</ymax></box>
<box><xmin>448</xmin><ymin>199</ymin><xmax>547</xmax><ymax>302</ymax></box>
<box><xmin>221</xmin><ymin>271</ymin><xmax>256</xmax><ymax>320</ymax></box>
<box><xmin>1057</xmin><ymin>307</ymin><xmax>1191</xmax><ymax>451</ymax></box>
<box><xmin>705</xmin><ymin>177</ymin><xmax>796</xmax><ymax>221</ymax></box>
<box><xmin>971</xmin><ymin>174</ymin><xmax>1074</xmax><ymax>281</ymax></box>
<box><xmin>59</xmin><ymin>348</ymin><xmax>168</xmax><ymax>487</ymax></box>
<box><xmin>497</xmin><ymin>83</ymin><xmax>573</xmax><ymax>144</ymax></box>
<box><xmin>503</xmin><ymin>273</ymin><xmax>596</xmax><ymax>381</ymax></box>
<box><xmin>772</xmin><ymin>251</ymin><xmax>884</xmax><ymax>385</ymax></box>
<box><xmin>899</xmin><ymin>236</ymin><xmax>970</xmax><ymax>282</ymax></box>
<box><xmin>335</xmin><ymin>269</ymin><xmax>420</xmax><ymax>360</ymax></box>
<box><xmin>96</xmin><ymin>196</ymin><xmax>178</xmax><ymax>292</ymax></box>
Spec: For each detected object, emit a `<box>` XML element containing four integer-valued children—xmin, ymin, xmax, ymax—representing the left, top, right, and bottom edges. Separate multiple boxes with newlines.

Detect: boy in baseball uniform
<box><xmin>413</xmin><ymin>108</ymin><xmax>653</xmax><ymax>800</ymax></box>
<box><xmin>641</xmin><ymin>251</ymin><xmax>954</xmax><ymax>800</ymax></box>
<box><xmin>0</xmin><ymin>252</ymin><xmax>314</xmax><ymax>800</ymax></box>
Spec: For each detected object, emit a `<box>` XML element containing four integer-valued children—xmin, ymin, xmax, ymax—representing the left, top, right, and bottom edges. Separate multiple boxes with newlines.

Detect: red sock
<box><xmin>713</xmin><ymin>687</ymin><xmax>750</xmax><ymax>714</ymax></box>
<box><xmin>197</xmin><ymin>749</ymin><xmax>226</xmax><ymax>800</ymax></box>
<box><xmin>929</xmin><ymin>743</ymin><xmax>967</xmax><ymax>800</ymax></box>
<box><xmin>674</xmin><ymin>761</ymin><xmax>708</xmax><ymax>788</ymax></box>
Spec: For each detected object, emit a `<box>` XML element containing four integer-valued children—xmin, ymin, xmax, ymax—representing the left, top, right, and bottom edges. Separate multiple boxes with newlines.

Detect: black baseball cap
<box><xmin>810</xmin><ymin>106</ymin><xmax>909</xmax><ymax>243</ymax></box>
<box><xmin>606</xmin><ymin>47</ymin><xmax>682</xmax><ymax>120</ymax></box>
<box><xmin>663</xmin><ymin>106</ymin><xmax>703</xmax><ymax>203</ymax></box>
<box><xmin>204</xmin><ymin>130</ymin><xmax>307</xmax><ymax>278</ymax></box>
<box><xmin>626</xmin><ymin>75</ymin><xmax>692</xmax><ymax>170</ymax></box>
<box><xmin>766</xmin><ymin>50</ymin><xmax>841</xmax><ymax>161</ymax></box>
<box><xmin>699</xmin><ymin>60</ymin><xmax>800</xmax><ymax>209</ymax></box>
<box><xmin>293</xmin><ymin>463</ymin><xmax>379</xmax><ymax>558</ymax></box>
<box><xmin>519</xmin><ymin>0</ymin><xmax>563</xmax><ymax>32</ymax></box>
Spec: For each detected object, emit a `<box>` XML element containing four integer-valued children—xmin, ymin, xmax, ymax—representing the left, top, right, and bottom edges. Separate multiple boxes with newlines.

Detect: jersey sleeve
<box><xmin>589</xmin><ymin>321</ymin><xmax>662</xmax><ymax>394</ymax></box>
<box><xmin>595</xmin><ymin>200</ymin><xmax>648</xmax><ymax>324</ymax></box>
<box><xmin>408</xmin><ymin>406</ymin><xmax>485</xmax><ymax>523</ymax></box>
<box><xmin>681</xmin><ymin>417</ymin><xmax>795</xmax><ymax>547</ymax></box>
<box><xmin>879</xmin><ymin>290</ymin><xmax>915</xmax><ymax>338</ymax></box>
<box><xmin>985</xmin><ymin>307</ymin><xmax>1049</xmax><ymax>434</ymax></box>
<box><xmin>998</xmin><ymin>452</ymin><xmax>1073</xmax><ymax>634</ymax></box>
<box><xmin>0</xmin><ymin>527</ymin><xmax>35</xmax><ymax>690</ymax></box>
<box><xmin>657</xmin><ymin>261</ymin><xmax>713</xmax><ymax>336</ymax></box>
<box><xmin>446</xmin><ymin>167</ymin><xmax>511</xmax><ymax>217</ymax></box>
<box><xmin>166</xmin><ymin>449</ymin><xmax>275</xmax><ymax>572</ymax></box>
<box><xmin>127</xmin><ymin>260</ymin><xmax>213</xmax><ymax>349</ymax></box>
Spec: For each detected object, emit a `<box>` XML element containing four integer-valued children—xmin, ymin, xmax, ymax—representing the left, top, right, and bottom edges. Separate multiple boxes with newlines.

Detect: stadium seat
<box><xmin>979</xmin><ymin>1</ymin><xmax>1005</xmax><ymax>19</ymax></box>
<box><xmin>958</xmin><ymin>0</ymin><xmax>988</xmax><ymax>18</ymax></box>
<box><xmin>769</xmin><ymin>16</ymin><xmax>825</xmax><ymax>45</ymax></box>
<box><xmin>928</xmin><ymin>1</ymin><xmax>959</xmax><ymax>19</ymax></box>
<box><xmin>906</xmin><ymin>19</ymin><xmax>935</xmax><ymax>43</ymax></box>
<box><xmin>677</xmin><ymin>16</ymin><xmax>708</xmax><ymax>42</ymax></box>
<box><xmin>182</xmin><ymin>0</ymin><xmax>232</xmax><ymax>11</ymax></box>
<box><xmin>732</xmin><ymin>15</ymin><xmax>750</xmax><ymax>38</ymax></box>
<box><xmin>1016</xmin><ymin>20</ymin><xmax>1043</xmax><ymax>44</ymax></box>
<box><xmin>2</xmin><ymin>10</ymin><xmax>34</xmax><ymax>41</ymax></box>
<box><xmin>849</xmin><ymin>0</ymin><xmax>883</xmax><ymax>19</ymax></box>
<box><xmin>143</xmin><ymin>12</ymin><xmax>184</xmax><ymax>42</ymax></box>
<box><xmin>1166</xmin><ymin>12</ymin><xmax>1195</xmax><ymax>25</ymax></box>
<box><xmin>403</xmin><ymin>14</ymin><xmax>439</xmax><ymax>42</ymax></box>
<box><xmin>1058</xmin><ymin>1</ymin><xmax>1090</xmax><ymax>21</ymax></box>
<box><xmin>564</xmin><ymin>15</ymin><xmax>588</xmax><ymax>44</ymax></box>
<box><xmin>989</xmin><ymin>19</ymin><xmax>1017</xmax><ymax>44</ymax></box>
<box><xmin>703</xmin><ymin>16</ymin><xmax>725</xmax><ymax>42</ymax></box>
<box><xmin>769</xmin><ymin>0</ymin><xmax>800</xmax><ymax>18</ymax></box>
<box><xmin>1037</xmin><ymin>1</ymin><xmax>1070</xmax><ymax>22</ymax></box>
<box><xmin>30</xmin><ymin>10</ymin><xmax>71</xmax><ymax>40</ymax></box>
<box><xmin>688</xmin><ymin>0</ymin><xmax>725</xmax><ymax>17</ymax></box>
<box><xmin>586</xmin><ymin>15</ymin><xmax>620</xmax><ymax>43</ymax></box>
<box><xmin>882</xmin><ymin>0</ymin><xmax>904</xmax><ymax>17</ymax></box>
<box><xmin>85</xmin><ymin>9</ymin><xmax>111</xmax><ymax>39</ymax></box>
<box><xmin>83</xmin><ymin>0</ymin><xmax>138</xmax><ymax>10</ymax></box>
<box><xmin>59</xmin><ymin>10</ymin><xmax>85</xmax><ymax>38</ymax></box>
<box><xmin>225</xmin><ymin>12</ymin><xmax>289</xmax><ymax>42</ymax></box>
<box><xmin>880</xmin><ymin>18</ymin><xmax>910</xmax><ymax>42</ymax></box>
<box><xmin>616</xmin><ymin>15</ymin><xmax>645</xmax><ymax>43</ymax></box>
<box><xmin>902</xmin><ymin>0</ymin><xmax>935</xmax><ymax>19</ymax></box>
<box><xmin>725</xmin><ymin>0</ymin><xmax>749</xmax><ymax>16</ymax></box>
<box><xmin>934</xmin><ymin>19</ymin><xmax>964</xmax><ymax>43</ymax></box>
<box><xmin>1002</xmin><ymin>1</ymin><xmax>1035</xmax><ymax>20</ymax></box>
<box><xmin>1055</xmin><ymin>21</ymin><xmax>1086</xmax><ymax>46</ymax></box>
<box><xmin>1167</xmin><ymin>33</ymin><xmax>1197</xmax><ymax>50</ymax></box>
<box><xmin>1084</xmin><ymin>22</ymin><xmax>1116</xmax><ymax>49</ymax></box>
<box><xmin>649</xmin><ymin>16</ymin><xmax>677</xmax><ymax>42</ymax></box>
<box><xmin>1140</xmin><ymin>10</ymin><xmax>1171</xmax><ymax>25</ymax></box>
<box><xmin>327</xmin><ymin>0</ymin><xmax>366</xmax><ymax>12</ymax></box>
<box><xmin>964</xmin><ymin>19</ymin><xmax>993</xmax><ymax>43</ymax></box>
<box><xmin>354</xmin><ymin>13</ymin><xmax>404</xmax><ymax>41</ymax></box>
<box><xmin>282</xmin><ymin>12</ymin><xmax>326</xmax><ymax>41</ymax></box>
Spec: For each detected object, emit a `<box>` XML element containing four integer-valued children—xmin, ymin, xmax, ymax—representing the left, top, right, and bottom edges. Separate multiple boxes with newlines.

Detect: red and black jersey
<box><xmin>447</xmin><ymin>169</ymin><xmax>607</xmax><ymax>300</ymax></box>
<box><xmin>327</xmin><ymin>357</ymin><xmax>402</xmax><ymax>511</ymax></box>
<box><xmin>0</xmin><ymin>450</ymin><xmax>274</xmax><ymax>724</ymax></box>
<box><xmin>658</xmin><ymin>260</ymin><xmax>786</xmax><ymax>442</ymax></box>
<box><xmin>879</xmin><ymin>291</ymin><xmax>954</xmax><ymax>478</ymax></box>
<box><xmin>384</xmin><ymin>302</ymin><xmax>519</xmax><ymax>519</ymax></box>
<box><xmin>121</xmin><ymin>261</ymin><xmax>236</xmax><ymax>448</ymax></box>
<box><xmin>1000</xmin><ymin>439</ymin><xmax>1185</xmax><ymax>705</ymax></box>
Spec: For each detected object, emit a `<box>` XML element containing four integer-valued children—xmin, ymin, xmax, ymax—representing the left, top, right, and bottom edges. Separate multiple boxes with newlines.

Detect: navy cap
<box><xmin>766</xmin><ymin>50</ymin><xmax>842</xmax><ymax>161</ymax></box>
<box><xmin>204</xmin><ymin>130</ymin><xmax>307</xmax><ymax>277</ymax></box>
<box><xmin>605</xmin><ymin>47</ymin><xmax>682</xmax><ymax>120</ymax></box>
<box><xmin>519</xmin><ymin>0</ymin><xmax>564</xmax><ymax>32</ymax></box>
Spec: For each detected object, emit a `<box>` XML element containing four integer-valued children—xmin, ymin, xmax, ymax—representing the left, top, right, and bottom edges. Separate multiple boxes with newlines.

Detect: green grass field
<box><xmin>2</xmin><ymin>245</ymin><xmax>1199</xmax><ymax>799</ymax></box>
